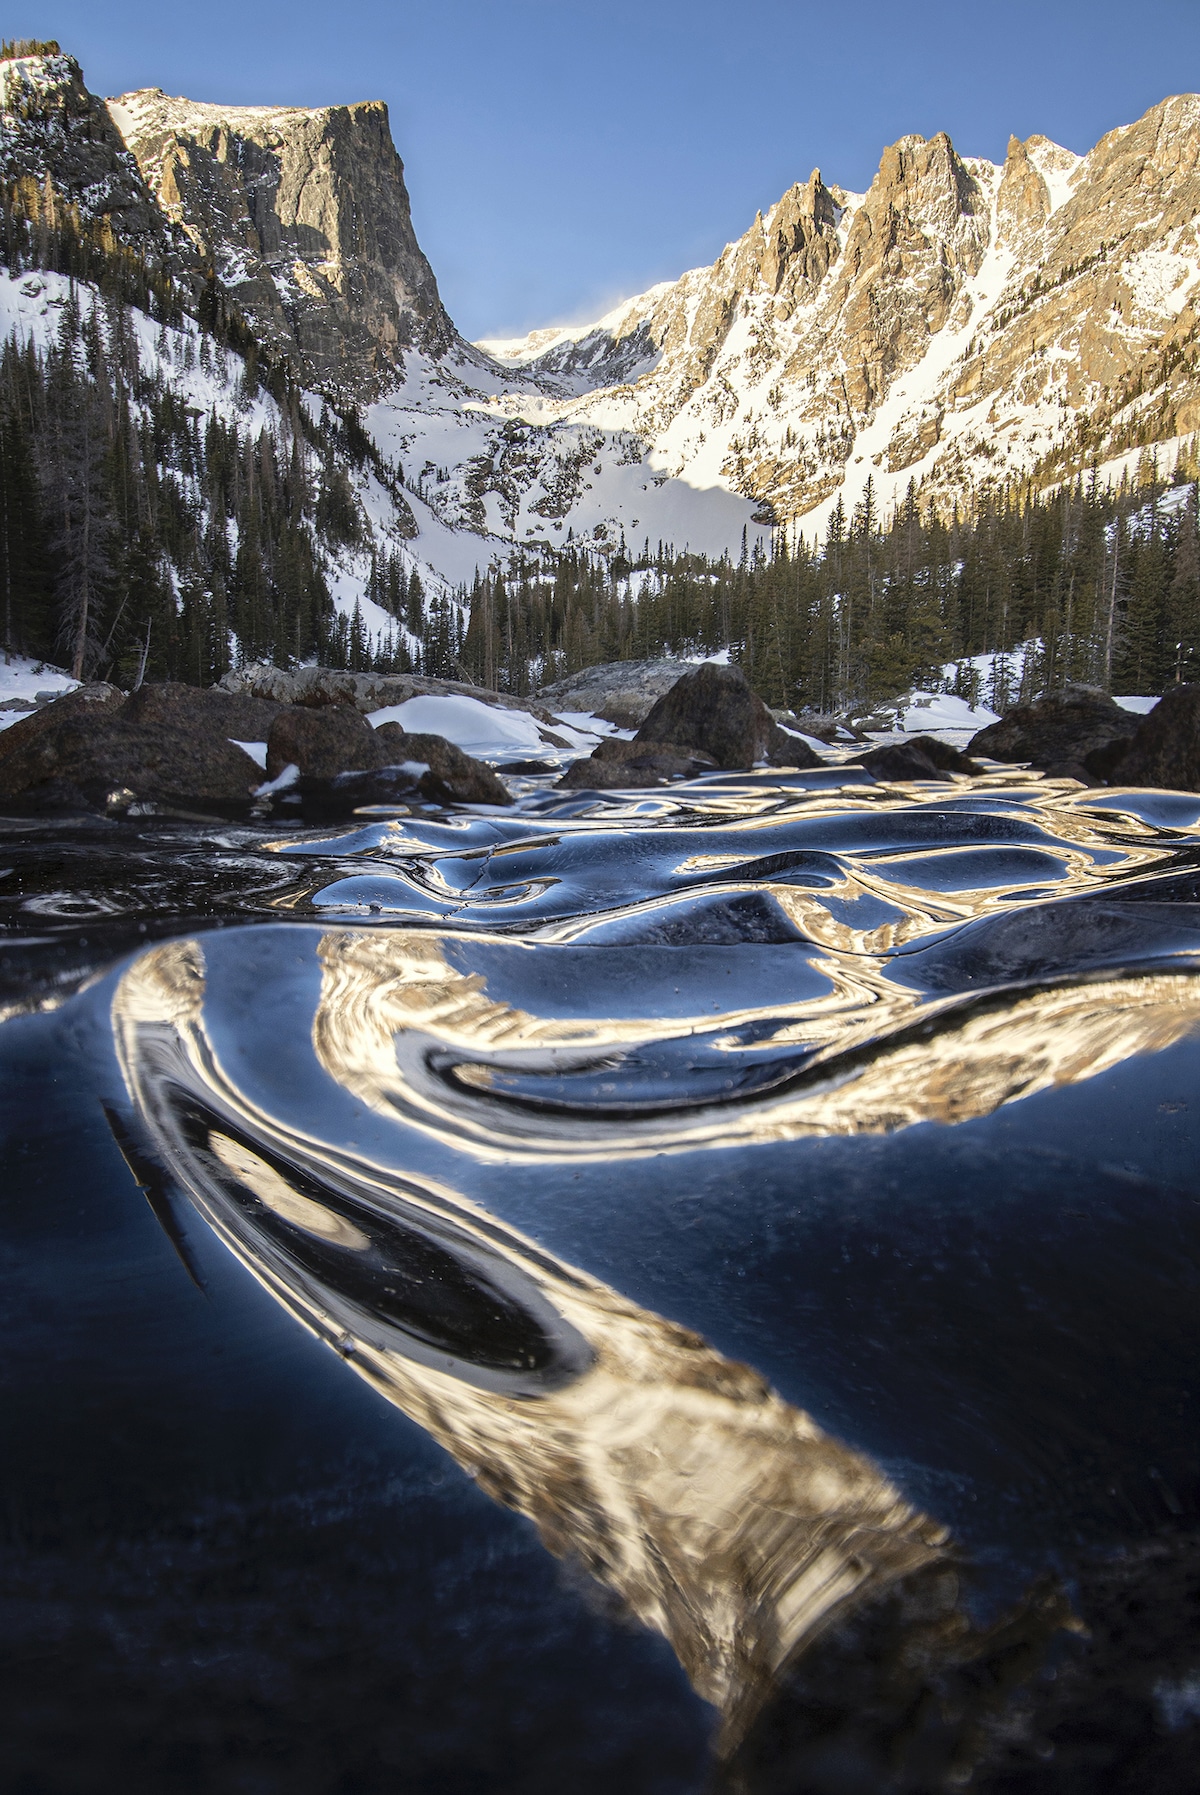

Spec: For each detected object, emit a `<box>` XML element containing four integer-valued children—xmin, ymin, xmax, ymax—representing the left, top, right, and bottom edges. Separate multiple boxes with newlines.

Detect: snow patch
<box><xmin>367</xmin><ymin>694</ymin><xmax>550</xmax><ymax>753</ymax></box>
<box><xmin>230</xmin><ymin>738</ymin><xmax>268</xmax><ymax>769</ymax></box>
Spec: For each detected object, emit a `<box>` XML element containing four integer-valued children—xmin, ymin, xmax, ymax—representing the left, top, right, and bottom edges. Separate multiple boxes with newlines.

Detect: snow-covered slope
<box><xmin>0</xmin><ymin>266</ymin><xmax>433</xmax><ymax>652</ymax></box>
<box><xmin>361</xmin><ymin>343</ymin><xmax>770</xmax><ymax>574</ymax></box>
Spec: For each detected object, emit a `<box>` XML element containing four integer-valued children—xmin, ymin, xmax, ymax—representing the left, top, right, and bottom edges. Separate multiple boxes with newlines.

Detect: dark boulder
<box><xmin>1041</xmin><ymin>760</ymin><xmax>1103</xmax><ymax>786</ymax></box>
<box><xmin>1081</xmin><ymin>735</ymin><xmax>1137</xmax><ymax>783</ymax></box>
<box><xmin>769</xmin><ymin>724</ymin><xmax>828</xmax><ymax>767</ymax></box>
<box><xmin>278</xmin><ymin>728</ymin><xmax>512</xmax><ymax>818</ymax></box>
<box><xmin>635</xmin><ymin>664</ymin><xmax>821</xmax><ymax>769</ymax></box>
<box><xmin>0</xmin><ymin>684</ymin><xmax>264</xmax><ymax>814</ymax></box>
<box><xmin>968</xmin><ymin>686</ymin><xmax>1139</xmax><ymax>773</ymax></box>
<box><xmin>556</xmin><ymin>737</ymin><xmax>720</xmax><ymax>790</ymax></box>
<box><xmin>851</xmin><ymin>736</ymin><xmax>980</xmax><ymax>782</ymax></box>
<box><xmin>122</xmin><ymin>681</ymin><xmax>282</xmax><ymax>742</ymax></box>
<box><xmin>792</xmin><ymin>711</ymin><xmax>868</xmax><ymax>743</ymax></box>
<box><xmin>1110</xmin><ymin>686</ymin><xmax>1200</xmax><ymax>789</ymax></box>
<box><xmin>265</xmin><ymin>705</ymin><xmax>390</xmax><ymax>781</ymax></box>
<box><xmin>374</xmin><ymin>728</ymin><xmax>512</xmax><ymax>805</ymax></box>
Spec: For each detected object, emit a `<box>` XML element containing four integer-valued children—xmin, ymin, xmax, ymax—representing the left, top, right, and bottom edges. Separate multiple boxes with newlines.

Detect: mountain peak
<box><xmin>108</xmin><ymin>84</ymin><xmax>455</xmax><ymax>395</ymax></box>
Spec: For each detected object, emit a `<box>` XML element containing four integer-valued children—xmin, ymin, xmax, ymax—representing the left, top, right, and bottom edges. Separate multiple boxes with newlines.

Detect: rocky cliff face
<box><xmin>488</xmin><ymin>96</ymin><xmax>1200</xmax><ymax>534</ymax></box>
<box><xmin>107</xmin><ymin>86</ymin><xmax>455</xmax><ymax>397</ymax></box>
<box><xmin>0</xmin><ymin>51</ymin><xmax>189</xmax><ymax>276</ymax></box>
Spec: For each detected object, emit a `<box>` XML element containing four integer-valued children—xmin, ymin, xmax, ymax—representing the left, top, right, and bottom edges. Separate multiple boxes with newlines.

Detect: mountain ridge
<box><xmin>4</xmin><ymin>41</ymin><xmax>1200</xmax><ymax>700</ymax></box>
<box><xmin>480</xmin><ymin>96</ymin><xmax>1200</xmax><ymax>536</ymax></box>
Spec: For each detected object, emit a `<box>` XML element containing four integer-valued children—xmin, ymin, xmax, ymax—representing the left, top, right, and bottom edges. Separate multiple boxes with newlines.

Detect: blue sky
<box><xmin>16</xmin><ymin>0</ymin><xmax>1200</xmax><ymax>339</ymax></box>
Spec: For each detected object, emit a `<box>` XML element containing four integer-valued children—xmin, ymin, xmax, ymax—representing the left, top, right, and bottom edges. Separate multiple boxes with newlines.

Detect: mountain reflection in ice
<box><xmin>106</xmin><ymin>765</ymin><xmax>1200</xmax><ymax>1775</ymax></box>
<box><xmin>114</xmin><ymin>935</ymin><xmax>954</xmax><ymax>1752</ymax></box>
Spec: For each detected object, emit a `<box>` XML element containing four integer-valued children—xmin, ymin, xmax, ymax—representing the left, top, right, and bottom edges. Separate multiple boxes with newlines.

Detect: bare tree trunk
<box><xmin>133</xmin><ymin>616</ymin><xmax>151</xmax><ymax>690</ymax></box>
<box><xmin>70</xmin><ymin>437</ymin><xmax>90</xmax><ymax>680</ymax></box>
<box><xmin>1103</xmin><ymin>536</ymin><xmax>1119</xmax><ymax>692</ymax></box>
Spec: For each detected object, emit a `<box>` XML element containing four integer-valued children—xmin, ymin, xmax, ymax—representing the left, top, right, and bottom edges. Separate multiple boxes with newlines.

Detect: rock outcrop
<box><xmin>1109</xmin><ymin>684</ymin><xmax>1199</xmax><ymax>788</ymax></box>
<box><xmin>219</xmin><ymin>663</ymin><xmax>561</xmax><ymax>723</ymax></box>
<box><xmin>968</xmin><ymin>687</ymin><xmax>1140</xmax><ymax>779</ymax></box>
<box><xmin>108</xmin><ymin>86</ymin><xmax>454</xmax><ymax>395</ymax></box>
<box><xmin>635</xmin><ymin>664</ymin><xmax>822</xmax><ymax>770</ymax></box>
<box><xmin>0</xmin><ymin>681</ymin><xmax>264</xmax><ymax>813</ymax></box>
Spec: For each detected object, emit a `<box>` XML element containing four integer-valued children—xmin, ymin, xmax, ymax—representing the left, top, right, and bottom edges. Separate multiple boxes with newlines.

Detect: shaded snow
<box><xmin>230</xmin><ymin>738</ymin><xmax>268</xmax><ymax>768</ymax></box>
<box><xmin>0</xmin><ymin>654</ymin><xmax>77</xmax><ymax>702</ymax></box>
<box><xmin>368</xmin><ymin>694</ymin><xmax>552</xmax><ymax>752</ymax></box>
<box><xmin>900</xmin><ymin>691</ymin><xmax>1000</xmax><ymax>732</ymax></box>
<box><xmin>0</xmin><ymin>654</ymin><xmax>77</xmax><ymax>728</ymax></box>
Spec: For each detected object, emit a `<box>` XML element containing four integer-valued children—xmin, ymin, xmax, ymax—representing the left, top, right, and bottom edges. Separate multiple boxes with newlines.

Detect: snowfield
<box><xmin>0</xmin><ymin>654</ymin><xmax>78</xmax><ymax>728</ymax></box>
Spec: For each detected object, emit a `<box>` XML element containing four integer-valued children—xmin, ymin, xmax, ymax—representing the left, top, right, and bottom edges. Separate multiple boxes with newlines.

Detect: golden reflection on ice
<box><xmin>101</xmin><ymin>769</ymin><xmax>1200</xmax><ymax>1767</ymax></box>
<box><xmin>307</xmin><ymin>928</ymin><xmax>1200</xmax><ymax>1162</ymax></box>
<box><xmin>111</xmin><ymin>937</ymin><xmax>950</xmax><ymax>1751</ymax></box>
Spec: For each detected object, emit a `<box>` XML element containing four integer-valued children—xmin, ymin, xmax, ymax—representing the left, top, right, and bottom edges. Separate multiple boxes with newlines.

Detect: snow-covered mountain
<box><xmin>0</xmin><ymin>47</ymin><xmax>768</xmax><ymax>604</ymax></box>
<box><xmin>487</xmin><ymin>100</ymin><xmax>1200</xmax><ymax>541</ymax></box>
<box><xmin>6</xmin><ymin>43</ymin><xmax>1200</xmax><ymax>625</ymax></box>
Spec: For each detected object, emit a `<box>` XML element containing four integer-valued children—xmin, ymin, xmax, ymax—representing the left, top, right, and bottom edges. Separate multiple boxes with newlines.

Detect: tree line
<box><xmin>457</xmin><ymin>460</ymin><xmax>1200</xmax><ymax>711</ymax></box>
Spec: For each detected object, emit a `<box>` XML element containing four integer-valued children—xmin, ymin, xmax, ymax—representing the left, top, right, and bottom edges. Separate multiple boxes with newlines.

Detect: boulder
<box><xmin>0</xmin><ymin>684</ymin><xmax>263</xmax><ymax>814</ymax></box>
<box><xmin>968</xmin><ymin>686</ymin><xmax>1139</xmax><ymax>773</ymax></box>
<box><xmin>0</xmin><ymin>683</ymin><xmax>125</xmax><ymax>768</ymax></box>
<box><xmin>635</xmin><ymin>664</ymin><xmax>822</xmax><ymax>769</ymax></box>
<box><xmin>556</xmin><ymin>737</ymin><xmax>720</xmax><ymax>790</ymax></box>
<box><xmin>1110</xmin><ymin>686</ymin><xmax>1199</xmax><ymax>789</ymax></box>
<box><xmin>265</xmin><ymin>705</ymin><xmax>391</xmax><ymax>781</ymax></box>
<box><xmin>279</xmin><ymin>728</ymin><xmax>513</xmax><ymax>818</ymax></box>
<box><xmin>775</xmin><ymin>709</ymin><xmax>868</xmax><ymax>744</ymax></box>
<box><xmin>373</xmin><ymin>727</ymin><xmax>512</xmax><ymax>805</ymax></box>
<box><xmin>851</xmin><ymin>736</ymin><xmax>980</xmax><ymax>781</ymax></box>
<box><xmin>122</xmin><ymin>681</ymin><xmax>283</xmax><ymax>742</ymax></box>
<box><xmin>769</xmin><ymin>724</ymin><xmax>829</xmax><ymax>767</ymax></box>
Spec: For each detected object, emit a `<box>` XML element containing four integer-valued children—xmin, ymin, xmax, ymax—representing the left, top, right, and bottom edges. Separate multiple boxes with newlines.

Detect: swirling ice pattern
<box><xmin>110</xmin><ymin>765</ymin><xmax>1200</xmax><ymax>1758</ymax></box>
<box><xmin>260</xmin><ymin>767</ymin><xmax>1200</xmax><ymax>1160</ymax></box>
